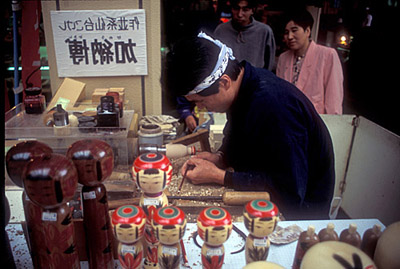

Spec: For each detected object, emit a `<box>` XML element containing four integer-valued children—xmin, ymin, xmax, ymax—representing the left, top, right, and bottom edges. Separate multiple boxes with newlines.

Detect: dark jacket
<box><xmin>221</xmin><ymin>62</ymin><xmax>335</xmax><ymax>219</ymax></box>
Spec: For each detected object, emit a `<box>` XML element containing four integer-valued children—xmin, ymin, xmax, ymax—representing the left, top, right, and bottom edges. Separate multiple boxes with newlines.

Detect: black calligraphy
<box><xmin>58</xmin><ymin>16</ymin><xmax>140</xmax><ymax>32</ymax></box>
<box><xmin>65</xmin><ymin>37</ymin><xmax>137</xmax><ymax>65</ymax></box>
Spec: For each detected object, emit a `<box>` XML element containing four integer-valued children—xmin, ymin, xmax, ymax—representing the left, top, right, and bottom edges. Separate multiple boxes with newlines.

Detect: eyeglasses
<box><xmin>232</xmin><ymin>5</ymin><xmax>252</xmax><ymax>12</ymax></box>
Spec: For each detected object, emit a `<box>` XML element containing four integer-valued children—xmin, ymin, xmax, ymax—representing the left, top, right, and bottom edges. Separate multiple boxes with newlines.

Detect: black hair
<box><xmin>167</xmin><ymin>33</ymin><xmax>241</xmax><ymax>97</ymax></box>
<box><xmin>143</xmin><ymin>168</ymin><xmax>160</xmax><ymax>175</ymax></box>
<box><xmin>283</xmin><ymin>9</ymin><xmax>314</xmax><ymax>33</ymax></box>
<box><xmin>231</xmin><ymin>0</ymin><xmax>257</xmax><ymax>9</ymax></box>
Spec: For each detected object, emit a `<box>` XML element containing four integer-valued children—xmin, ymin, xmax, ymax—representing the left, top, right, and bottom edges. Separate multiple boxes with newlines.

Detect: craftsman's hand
<box><xmin>195</xmin><ymin>151</ymin><xmax>225</xmax><ymax>168</ymax></box>
<box><xmin>181</xmin><ymin>157</ymin><xmax>225</xmax><ymax>185</ymax></box>
<box><xmin>185</xmin><ymin>115</ymin><xmax>197</xmax><ymax>133</ymax></box>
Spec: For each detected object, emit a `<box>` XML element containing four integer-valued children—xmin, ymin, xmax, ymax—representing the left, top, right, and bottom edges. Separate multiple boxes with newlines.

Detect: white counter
<box><xmin>5</xmin><ymin>190</ymin><xmax>385</xmax><ymax>268</ymax></box>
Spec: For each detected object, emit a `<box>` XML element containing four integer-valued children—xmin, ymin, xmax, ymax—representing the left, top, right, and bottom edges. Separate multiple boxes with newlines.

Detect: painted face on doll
<box><xmin>66</xmin><ymin>139</ymin><xmax>114</xmax><ymax>186</ymax></box>
<box><xmin>207</xmin><ymin>226</ymin><xmax>231</xmax><ymax>246</ymax></box>
<box><xmin>243</xmin><ymin>199</ymin><xmax>279</xmax><ymax>238</ymax></box>
<box><xmin>153</xmin><ymin>206</ymin><xmax>186</xmax><ymax>245</ymax></box>
<box><xmin>197</xmin><ymin>207</ymin><xmax>232</xmax><ymax>247</ymax></box>
<box><xmin>24</xmin><ymin>175</ymin><xmax>59</xmax><ymax>205</ymax></box>
<box><xmin>114</xmin><ymin>224</ymin><xmax>140</xmax><ymax>244</ymax></box>
<box><xmin>23</xmin><ymin>154</ymin><xmax>78</xmax><ymax>209</ymax></box>
<box><xmin>158</xmin><ymin>226</ymin><xmax>181</xmax><ymax>245</ymax></box>
<box><xmin>132</xmin><ymin>153</ymin><xmax>172</xmax><ymax>194</ymax></box>
<box><xmin>137</xmin><ymin>168</ymin><xmax>165</xmax><ymax>194</ymax></box>
<box><xmin>112</xmin><ymin>205</ymin><xmax>146</xmax><ymax>244</ymax></box>
<box><xmin>244</xmin><ymin>213</ymin><xmax>278</xmax><ymax>238</ymax></box>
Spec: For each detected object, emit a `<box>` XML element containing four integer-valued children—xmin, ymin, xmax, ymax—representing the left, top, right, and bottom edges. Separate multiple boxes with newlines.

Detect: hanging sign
<box><xmin>50</xmin><ymin>9</ymin><xmax>147</xmax><ymax>77</ymax></box>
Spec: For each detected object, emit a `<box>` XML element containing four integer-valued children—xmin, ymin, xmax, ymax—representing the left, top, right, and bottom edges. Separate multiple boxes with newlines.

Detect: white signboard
<box><xmin>50</xmin><ymin>9</ymin><xmax>147</xmax><ymax>77</ymax></box>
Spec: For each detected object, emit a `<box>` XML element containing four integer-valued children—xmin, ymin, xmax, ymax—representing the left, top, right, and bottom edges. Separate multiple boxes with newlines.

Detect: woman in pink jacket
<box><xmin>276</xmin><ymin>9</ymin><xmax>343</xmax><ymax>114</ymax></box>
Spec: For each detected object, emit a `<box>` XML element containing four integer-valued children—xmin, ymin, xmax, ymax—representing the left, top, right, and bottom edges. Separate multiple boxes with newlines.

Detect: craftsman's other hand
<box><xmin>195</xmin><ymin>151</ymin><xmax>220</xmax><ymax>164</ymax></box>
<box><xmin>181</xmin><ymin>157</ymin><xmax>225</xmax><ymax>185</ymax></box>
<box><xmin>195</xmin><ymin>151</ymin><xmax>225</xmax><ymax>168</ymax></box>
<box><xmin>185</xmin><ymin>115</ymin><xmax>197</xmax><ymax>133</ymax></box>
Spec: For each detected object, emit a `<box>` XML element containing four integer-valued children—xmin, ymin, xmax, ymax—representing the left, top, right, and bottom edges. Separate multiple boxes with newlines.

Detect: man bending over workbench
<box><xmin>167</xmin><ymin>32</ymin><xmax>335</xmax><ymax>220</ymax></box>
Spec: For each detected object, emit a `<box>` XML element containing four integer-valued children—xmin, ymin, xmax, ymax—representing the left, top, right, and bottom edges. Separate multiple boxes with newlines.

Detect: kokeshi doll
<box><xmin>339</xmin><ymin>223</ymin><xmax>361</xmax><ymax>248</ymax></box>
<box><xmin>243</xmin><ymin>199</ymin><xmax>279</xmax><ymax>264</ymax></box>
<box><xmin>81</xmin><ymin>184</ymin><xmax>114</xmax><ymax>268</ymax></box>
<box><xmin>318</xmin><ymin>223</ymin><xmax>339</xmax><ymax>242</ymax></box>
<box><xmin>197</xmin><ymin>207</ymin><xmax>233</xmax><ymax>269</ymax></box>
<box><xmin>132</xmin><ymin>152</ymin><xmax>172</xmax><ymax>268</ymax></box>
<box><xmin>41</xmin><ymin>203</ymin><xmax>80</xmax><ymax>269</ymax></box>
<box><xmin>22</xmin><ymin>192</ymin><xmax>50</xmax><ymax>268</ymax></box>
<box><xmin>67</xmin><ymin>139</ymin><xmax>115</xmax><ymax>269</ymax></box>
<box><xmin>292</xmin><ymin>225</ymin><xmax>319</xmax><ymax>269</ymax></box>
<box><xmin>23</xmin><ymin>153</ymin><xmax>78</xmax><ymax>209</ymax></box>
<box><xmin>301</xmin><ymin>241</ymin><xmax>376</xmax><ymax>269</ymax></box>
<box><xmin>374</xmin><ymin>221</ymin><xmax>400</xmax><ymax>269</ymax></box>
<box><xmin>5</xmin><ymin>141</ymin><xmax>53</xmax><ymax>268</ymax></box>
<box><xmin>112</xmin><ymin>205</ymin><xmax>146</xmax><ymax>269</ymax></box>
<box><xmin>66</xmin><ymin>139</ymin><xmax>114</xmax><ymax>187</ymax></box>
<box><xmin>6</xmin><ymin>140</ymin><xmax>53</xmax><ymax>188</ymax></box>
<box><xmin>361</xmin><ymin>224</ymin><xmax>382</xmax><ymax>259</ymax></box>
<box><xmin>23</xmin><ymin>153</ymin><xmax>80</xmax><ymax>269</ymax></box>
<box><xmin>152</xmin><ymin>206</ymin><xmax>187</xmax><ymax>269</ymax></box>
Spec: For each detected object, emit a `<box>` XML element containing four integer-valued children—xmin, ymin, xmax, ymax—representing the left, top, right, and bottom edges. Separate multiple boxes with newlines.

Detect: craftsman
<box><xmin>167</xmin><ymin>32</ymin><xmax>335</xmax><ymax>220</ymax></box>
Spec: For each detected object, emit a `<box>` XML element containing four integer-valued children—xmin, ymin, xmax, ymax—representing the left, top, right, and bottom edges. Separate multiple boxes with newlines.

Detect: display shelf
<box><xmin>5</xmin><ymin>103</ymin><xmax>136</xmax><ymax>171</ymax></box>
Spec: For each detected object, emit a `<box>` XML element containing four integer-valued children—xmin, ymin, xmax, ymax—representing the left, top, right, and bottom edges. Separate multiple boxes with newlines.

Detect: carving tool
<box><xmin>180</xmin><ymin>239</ymin><xmax>189</xmax><ymax>266</ymax></box>
<box><xmin>108</xmin><ymin>191</ymin><xmax>270</xmax><ymax>209</ymax></box>
<box><xmin>177</xmin><ymin>164</ymin><xmax>195</xmax><ymax>194</ymax></box>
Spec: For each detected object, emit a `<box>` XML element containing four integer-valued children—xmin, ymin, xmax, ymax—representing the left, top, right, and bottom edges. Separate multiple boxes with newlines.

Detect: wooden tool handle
<box><xmin>222</xmin><ymin>191</ymin><xmax>270</xmax><ymax>205</ymax></box>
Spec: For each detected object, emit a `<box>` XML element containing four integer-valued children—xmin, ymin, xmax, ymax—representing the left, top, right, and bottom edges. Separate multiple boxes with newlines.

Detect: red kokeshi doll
<box><xmin>152</xmin><ymin>206</ymin><xmax>187</xmax><ymax>269</ymax></box>
<box><xmin>112</xmin><ymin>205</ymin><xmax>146</xmax><ymax>269</ymax></box>
<box><xmin>23</xmin><ymin>153</ymin><xmax>80</xmax><ymax>269</ymax></box>
<box><xmin>67</xmin><ymin>139</ymin><xmax>115</xmax><ymax>269</ymax></box>
<box><xmin>6</xmin><ymin>141</ymin><xmax>53</xmax><ymax>268</ymax></box>
<box><xmin>197</xmin><ymin>207</ymin><xmax>233</xmax><ymax>269</ymax></box>
<box><xmin>132</xmin><ymin>152</ymin><xmax>172</xmax><ymax>268</ymax></box>
<box><xmin>243</xmin><ymin>199</ymin><xmax>279</xmax><ymax>264</ymax></box>
<box><xmin>6</xmin><ymin>140</ymin><xmax>53</xmax><ymax>188</ymax></box>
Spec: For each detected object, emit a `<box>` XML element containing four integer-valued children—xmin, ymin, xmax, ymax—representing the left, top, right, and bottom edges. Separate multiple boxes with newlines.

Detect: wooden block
<box><xmin>94</xmin><ymin>88</ymin><xmax>110</xmax><ymax>93</ymax></box>
<box><xmin>47</xmin><ymin>78</ymin><xmax>86</xmax><ymax>111</ymax></box>
<box><xmin>92</xmin><ymin>89</ymin><xmax>109</xmax><ymax>104</ymax></box>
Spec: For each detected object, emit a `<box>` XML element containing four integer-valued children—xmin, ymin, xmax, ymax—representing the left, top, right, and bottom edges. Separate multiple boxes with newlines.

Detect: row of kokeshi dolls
<box><xmin>292</xmin><ymin>223</ymin><xmax>382</xmax><ymax>269</ymax></box>
<box><xmin>5</xmin><ymin>139</ymin><xmax>276</xmax><ymax>268</ymax></box>
<box><xmin>5</xmin><ymin>139</ymin><xmax>391</xmax><ymax>269</ymax></box>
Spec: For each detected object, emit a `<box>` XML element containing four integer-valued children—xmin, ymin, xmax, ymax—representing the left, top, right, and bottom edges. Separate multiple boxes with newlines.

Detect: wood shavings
<box><xmin>269</xmin><ymin>224</ymin><xmax>303</xmax><ymax>245</ymax></box>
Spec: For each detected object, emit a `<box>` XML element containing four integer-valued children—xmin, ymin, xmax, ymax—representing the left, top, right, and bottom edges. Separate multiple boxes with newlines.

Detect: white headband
<box><xmin>186</xmin><ymin>32</ymin><xmax>235</xmax><ymax>95</ymax></box>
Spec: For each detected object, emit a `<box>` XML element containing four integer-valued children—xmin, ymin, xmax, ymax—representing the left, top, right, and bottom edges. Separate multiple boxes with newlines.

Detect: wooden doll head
<box><xmin>6</xmin><ymin>141</ymin><xmax>53</xmax><ymax>188</ymax></box>
<box><xmin>243</xmin><ymin>199</ymin><xmax>279</xmax><ymax>238</ymax></box>
<box><xmin>132</xmin><ymin>153</ymin><xmax>172</xmax><ymax>194</ymax></box>
<box><xmin>112</xmin><ymin>205</ymin><xmax>146</xmax><ymax>244</ymax></box>
<box><xmin>66</xmin><ymin>139</ymin><xmax>114</xmax><ymax>186</ymax></box>
<box><xmin>23</xmin><ymin>153</ymin><xmax>78</xmax><ymax>209</ymax></box>
<box><xmin>152</xmin><ymin>206</ymin><xmax>186</xmax><ymax>245</ymax></box>
<box><xmin>197</xmin><ymin>207</ymin><xmax>232</xmax><ymax>247</ymax></box>
<box><xmin>301</xmin><ymin>241</ymin><xmax>376</xmax><ymax>269</ymax></box>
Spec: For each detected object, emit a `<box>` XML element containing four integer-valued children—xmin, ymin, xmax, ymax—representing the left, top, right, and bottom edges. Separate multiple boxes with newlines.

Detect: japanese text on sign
<box><xmin>51</xmin><ymin>9</ymin><xmax>147</xmax><ymax>77</ymax></box>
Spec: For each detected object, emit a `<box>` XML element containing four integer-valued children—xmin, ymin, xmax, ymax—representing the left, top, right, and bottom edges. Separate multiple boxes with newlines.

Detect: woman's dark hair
<box><xmin>283</xmin><ymin>9</ymin><xmax>314</xmax><ymax>32</ymax></box>
<box><xmin>167</xmin><ymin>33</ymin><xmax>241</xmax><ymax>97</ymax></box>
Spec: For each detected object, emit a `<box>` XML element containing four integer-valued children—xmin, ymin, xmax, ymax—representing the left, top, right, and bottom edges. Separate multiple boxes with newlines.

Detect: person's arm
<box><xmin>176</xmin><ymin>96</ymin><xmax>198</xmax><ymax>131</ymax></box>
<box><xmin>323</xmin><ymin>49</ymin><xmax>344</xmax><ymax>114</ymax></box>
<box><xmin>264</xmin><ymin>27</ymin><xmax>276</xmax><ymax>71</ymax></box>
<box><xmin>176</xmin><ymin>96</ymin><xmax>194</xmax><ymax>120</ymax></box>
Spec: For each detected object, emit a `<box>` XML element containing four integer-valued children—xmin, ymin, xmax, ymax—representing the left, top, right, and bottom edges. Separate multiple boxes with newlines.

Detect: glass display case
<box><xmin>5</xmin><ymin>103</ymin><xmax>136</xmax><ymax>171</ymax></box>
